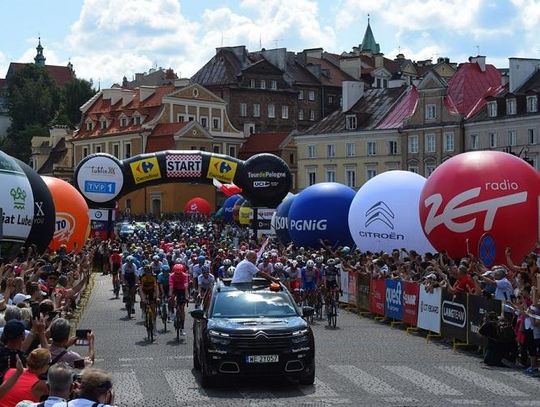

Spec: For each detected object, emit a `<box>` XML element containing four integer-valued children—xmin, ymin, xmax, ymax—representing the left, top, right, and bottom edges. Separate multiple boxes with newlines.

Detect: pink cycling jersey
<box><xmin>169</xmin><ymin>270</ymin><xmax>188</xmax><ymax>290</ymax></box>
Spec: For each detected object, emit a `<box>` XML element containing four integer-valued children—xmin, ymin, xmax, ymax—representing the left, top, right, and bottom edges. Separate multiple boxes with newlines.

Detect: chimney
<box><xmin>509</xmin><ymin>57</ymin><xmax>540</xmax><ymax>93</ymax></box>
<box><xmin>500</xmin><ymin>72</ymin><xmax>509</xmax><ymax>87</ymax></box>
<box><xmin>469</xmin><ymin>55</ymin><xmax>486</xmax><ymax>72</ymax></box>
<box><xmin>102</xmin><ymin>88</ymin><xmax>123</xmax><ymax>105</ymax></box>
<box><xmin>339</xmin><ymin>56</ymin><xmax>361</xmax><ymax>80</ymax></box>
<box><xmin>139</xmin><ymin>86</ymin><xmax>156</xmax><ymax>102</ymax></box>
<box><xmin>304</xmin><ymin>48</ymin><xmax>323</xmax><ymax>59</ymax></box>
<box><xmin>262</xmin><ymin>48</ymin><xmax>287</xmax><ymax>71</ymax></box>
<box><xmin>374</xmin><ymin>54</ymin><xmax>384</xmax><ymax>68</ymax></box>
<box><xmin>342</xmin><ymin>81</ymin><xmax>364</xmax><ymax>112</ymax></box>
<box><xmin>174</xmin><ymin>78</ymin><xmax>190</xmax><ymax>88</ymax></box>
<box><xmin>395</xmin><ymin>53</ymin><xmax>405</xmax><ymax>61</ymax></box>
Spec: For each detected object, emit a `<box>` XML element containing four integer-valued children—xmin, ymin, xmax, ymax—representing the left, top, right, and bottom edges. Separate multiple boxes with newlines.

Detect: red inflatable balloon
<box><xmin>419</xmin><ymin>151</ymin><xmax>540</xmax><ymax>265</ymax></box>
<box><xmin>184</xmin><ymin>197</ymin><xmax>211</xmax><ymax>217</ymax></box>
<box><xmin>42</xmin><ymin>176</ymin><xmax>90</xmax><ymax>253</ymax></box>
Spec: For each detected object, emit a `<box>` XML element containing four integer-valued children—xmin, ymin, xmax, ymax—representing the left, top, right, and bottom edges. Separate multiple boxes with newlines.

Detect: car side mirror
<box><xmin>190</xmin><ymin>309</ymin><xmax>206</xmax><ymax>320</ymax></box>
<box><xmin>302</xmin><ymin>306</ymin><xmax>314</xmax><ymax>317</ymax></box>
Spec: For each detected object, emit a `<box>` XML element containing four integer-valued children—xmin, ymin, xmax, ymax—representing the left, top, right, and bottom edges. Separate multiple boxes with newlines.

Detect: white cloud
<box><xmin>388</xmin><ymin>45</ymin><xmax>446</xmax><ymax>63</ymax></box>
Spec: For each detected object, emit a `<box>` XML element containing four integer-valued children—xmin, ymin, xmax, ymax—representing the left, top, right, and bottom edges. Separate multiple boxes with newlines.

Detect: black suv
<box><xmin>191</xmin><ymin>278</ymin><xmax>315</xmax><ymax>387</ymax></box>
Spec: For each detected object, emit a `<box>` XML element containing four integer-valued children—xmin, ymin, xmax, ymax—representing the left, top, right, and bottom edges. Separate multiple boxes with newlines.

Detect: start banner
<box><xmin>417</xmin><ymin>285</ymin><xmax>442</xmax><ymax>334</ymax></box>
<box><xmin>369</xmin><ymin>278</ymin><xmax>386</xmax><ymax>316</ymax></box>
<box><xmin>402</xmin><ymin>282</ymin><xmax>420</xmax><ymax>326</ymax></box>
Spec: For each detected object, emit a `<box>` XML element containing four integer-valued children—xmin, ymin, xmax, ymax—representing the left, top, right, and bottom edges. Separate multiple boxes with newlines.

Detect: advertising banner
<box><xmin>166</xmin><ymin>154</ymin><xmax>202</xmax><ymax>178</ymax></box>
<box><xmin>339</xmin><ymin>270</ymin><xmax>349</xmax><ymax>304</ymax></box>
<box><xmin>348</xmin><ymin>272</ymin><xmax>358</xmax><ymax>306</ymax></box>
<box><xmin>441</xmin><ymin>290</ymin><xmax>468</xmax><ymax>342</ymax></box>
<box><xmin>357</xmin><ymin>273</ymin><xmax>371</xmax><ymax>311</ymax></box>
<box><xmin>369</xmin><ymin>278</ymin><xmax>386</xmax><ymax>316</ymax></box>
<box><xmin>76</xmin><ymin>155</ymin><xmax>124</xmax><ymax>203</ymax></box>
<box><xmin>402</xmin><ymin>282</ymin><xmax>420</xmax><ymax>326</ymax></box>
<box><xmin>468</xmin><ymin>295</ymin><xmax>502</xmax><ymax>346</ymax></box>
<box><xmin>417</xmin><ymin>285</ymin><xmax>442</xmax><ymax>334</ymax></box>
<box><xmin>385</xmin><ymin>279</ymin><xmax>403</xmax><ymax>320</ymax></box>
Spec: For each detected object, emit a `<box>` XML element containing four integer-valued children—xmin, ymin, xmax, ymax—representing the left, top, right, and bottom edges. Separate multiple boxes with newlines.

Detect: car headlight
<box><xmin>291</xmin><ymin>329</ymin><xmax>309</xmax><ymax>344</ymax></box>
<box><xmin>209</xmin><ymin>330</ymin><xmax>231</xmax><ymax>346</ymax></box>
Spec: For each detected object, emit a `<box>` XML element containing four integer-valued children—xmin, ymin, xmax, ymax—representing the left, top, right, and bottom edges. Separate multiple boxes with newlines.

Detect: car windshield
<box><xmin>211</xmin><ymin>291</ymin><xmax>297</xmax><ymax>318</ymax></box>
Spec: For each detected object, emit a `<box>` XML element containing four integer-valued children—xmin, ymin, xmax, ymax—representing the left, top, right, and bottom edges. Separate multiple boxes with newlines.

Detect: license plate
<box><xmin>246</xmin><ymin>354</ymin><xmax>279</xmax><ymax>363</ymax></box>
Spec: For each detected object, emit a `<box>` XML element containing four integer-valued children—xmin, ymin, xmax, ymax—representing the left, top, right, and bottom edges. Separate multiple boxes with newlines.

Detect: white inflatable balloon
<box><xmin>348</xmin><ymin>170</ymin><xmax>435</xmax><ymax>254</ymax></box>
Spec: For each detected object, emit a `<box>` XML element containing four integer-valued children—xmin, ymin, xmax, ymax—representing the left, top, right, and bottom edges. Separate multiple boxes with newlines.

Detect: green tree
<box><xmin>61</xmin><ymin>78</ymin><xmax>96</xmax><ymax>127</ymax></box>
<box><xmin>1</xmin><ymin>124</ymin><xmax>48</xmax><ymax>162</ymax></box>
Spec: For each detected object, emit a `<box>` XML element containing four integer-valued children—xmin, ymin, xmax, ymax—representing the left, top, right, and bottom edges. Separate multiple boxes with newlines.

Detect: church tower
<box><xmin>34</xmin><ymin>37</ymin><xmax>46</xmax><ymax>66</ymax></box>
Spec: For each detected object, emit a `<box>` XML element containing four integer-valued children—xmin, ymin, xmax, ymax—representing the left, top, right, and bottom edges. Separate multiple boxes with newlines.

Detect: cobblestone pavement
<box><xmin>79</xmin><ymin>276</ymin><xmax>540</xmax><ymax>406</ymax></box>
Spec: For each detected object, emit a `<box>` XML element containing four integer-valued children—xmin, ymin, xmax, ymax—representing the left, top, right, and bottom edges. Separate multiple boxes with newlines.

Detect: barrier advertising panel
<box><xmin>348</xmin><ymin>272</ymin><xmax>358</xmax><ymax>306</ymax></box>
<box><xmin>402</xmin><ymin>282</ymin><xmax>420</xmax><ymax>326</ymax></box>
<box><xmin>339</xmin><ymin>270</ymin><xmax>349</xmax><ymax>304</ymax></box>
<box><xmin>468</xmin><ymin>295</ymin><xmax>502</xmax><ymax>346</ymax></box>
<box><xmin>417</xmin><ymin>285</ymin><xmax>442</xmax><ymax>334</ymax></box>
<box><xmin>441</xmin><ymin>291</ymin><xmax>468</xmax><ymax>342</ymax></box>
<box><xmin>385</xmin><ymin>279</ymin><xmax>403</xmax><ymax>320</ymax></box>
<box><xmin>357</xmin><ymin>274</ymin><xmax>371</xmax><ymax>311</ymax></box>
<box><xmin>369</xmin><ymin>278</ymin><xmax>386</xmax><ymax>316</ymax></box>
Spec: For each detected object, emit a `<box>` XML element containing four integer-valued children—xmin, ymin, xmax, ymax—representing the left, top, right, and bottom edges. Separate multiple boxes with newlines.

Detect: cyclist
<box><xmin>273</xmin><ymin>262</ymin><xmax>286</xmax><ymax>280</ymax></box>
<box><xmin>301</xmin><ymin>259</ymin><xmax>319</xmax><ymax>305</ymax></box>
<box><xmin>121</xmin><ymin>256</ymin><xmax>138</xmax><ymax>317</ymax></box>
<box><xmin>157</xmin><ymin>264</ymin><xmax>170</xmax><ymax>300</ymax></box>
<box><xmin>217</xmin><ymin>258</ymin><xmax>232</xmax><ymax>278</ymax></box>
<box><xmin>322</xmin><ymin>258</ymin><xmax>341</xmax><ymax>302</ymax></box>
<box><xmin>285</xmin><ymin>260</ymin><xmax>302</xmax><ymax>304</ymax></box>
<box><xmin>258</xmin><ymin>253</ymin><xmax>274</xmax><ymax>275</ymax></box>
<box><xmin>169</xmin><ymin>261</ymin><xmax>189</xmax><ymax>336</ymax></box>
<box><xmin>190</xmin><ymin>255</ymin><xmax>207</xmax><ymax>296</ymax></box>
<box><xmin>139</xmin><ymin>265</ymin><xmax>159</xmax><ymax>327</ymax></box>
<box><xmin>196</xmin><ymin>266</ymin><xmax>215</xmax><ymax>309</ymax></box>
<box><xmin>109</xmin><ymin>247</ymin><xmax>122</xmax><ymax>298</ymax></box>
<box><xmin>150</xmin><ymin>255</ymin><xmax>162</xmax><ymax>276</ymax></box>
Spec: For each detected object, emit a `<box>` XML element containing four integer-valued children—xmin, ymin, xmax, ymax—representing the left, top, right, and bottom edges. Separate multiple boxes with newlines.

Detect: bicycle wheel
<box><xmin>146</xmin><ymin>310</ymin><xmax>154</xmax><ymax>342</ymax></box>
<box><xmin>330</xmin><ymin>302</ymin><xmax>337</xmax><ymax>328</ymax></box>
<box><xmin>161</xmin><ymin>303</ymin><xmax>167</xmax><ymax>332</ymax></box>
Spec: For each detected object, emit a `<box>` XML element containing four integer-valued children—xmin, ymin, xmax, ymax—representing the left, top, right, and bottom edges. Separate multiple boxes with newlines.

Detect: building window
<box><xmin>250</xmin><ymin>79</ymin><xmax>255</xmax><ymax>88</ymax></box>
<box><xmin>529</xmin><ymin>128</ymin><xmax>537</xmax><ymax>145</ymax></box>
<box><xmin>346</xmin><ymin>115</ymin><xmax>357</xmax><ymax>130</ymax></box>
<box><xmin>444</xmin><ymin>132</ymin><xmax>455</xmax><ymax>152</ymax></box>
<box><xmin>408</xmin><ymin>135</ymin><xmax>419</xmax><ymax>153</ymax></box>
<box><xmin>281</xmin><ymin>105</ymin><xmax>289</xmax><ymax>119</ymax></box>
<box><xmin>228</xmin><ymin>145</ymin><xmax>236</xmax><ymax>157</ymax></box>
<box><xmin>298</xmin><ymin>90</ymin><xmax>304</xmax><ymax>100</ymax></box>
<box><xmin>388</xmin><ymin>141</ymin><xmax>398</xmax><ymax>155</ymax></box>
<box><xmin>425</xmin><ymin>104</ymin><xmax>436</xmax><ymax>120</ymax></box>
<box><xmin>309</xmin><ymin>110</ymin><xmax>315</xmax><ymax>121</ymax></box>
<box><xmin>100</xmin><ymin>120</ymin><xmax>107</xmax><ymax>130</ymax></box>
<box><xmin>308</xmin><ymin>90</ymin><xmax>315</xmax><ymax>101</ymax></box>
<box><xmin>124</xmin><ymin>142</ymin><xmax>131</xmax><ymax>159</ymax></box>
<box><xmin>271</xmin><ymin>80</ymin><xmax>277</xmax><ymax>90</ymax></box>
<box><xmin>213</xmin><ymin>144</ymin><xmax>221</xmax><ymax>154</ymax></box>
<box><xmin>212</xmin><ymin>117</ymin><xmax>221</xmax><ymax>130</ymax></box>
<box><xmin>328</xmin><ymin>96</ymin><xmax>334</xmax><ymax>104</ymax></box>
<box><xmin>289</xmin><ymin>153</ymin><xmax>294</xmax><ymax>165</ymax></box>
<box><xmin>425</xmin><ymin>162</ymin><xmax>436</xmax><ymax>176</ymax></box>
<box><xmin>408</xmin><ymin>164</ymin><xmax>419</xmax><ymax>173</ymax></box>
<box><xmin>326</xmin><ymin>144</ymin><xmax>335</xmax><ymax>158</ymax></box>
<box><xmin>86</xmin><ymin>122</ymin><xmax>93</xmax><ymax>131</ymax></box>
<box><xmin>366</xmin><ymin>166</ymin><xmax>377</xmax><ymax>180</ymax></box>
<box><xmin>245</xmin><ymin>123</ymin><xmax>255</xmax><ymax>135</ymax></box>
<box><xmin>240</xmin><ymin>103</ymin><xmax>247</xmax><ymax>117</ymax></box>
<box><xmin>307</xmin><ymin>170</ymin><xmax>316</xmax><ymax>186</ymax></box>
<box><xmin>367</xmin><ymin>141</ymin><xmax>376</xmax><ymax>156</ymax></box>
<box><xmin>120</xmin><ymin>117</ymin><xmax>127</xmax><ymax>127</ymax></box>
<box><xmin>425</xmin><ymin>133</ymin><xmax>436</xmax><ymax>153</ymax></box>
<box><xmin>325</xmin><ymin>168</ymin><xmax>336</xmax><ymax>182</ymax></box>
<box><xmin>200</xmin><ymin>116</ymin><xmax>208</xmax><ymax>128</ymax></box>
<box><xmin>188</xmin><ymin>116</ymin><xmax>195</xmax><ymax>122</ymax></box>
<box><xmin>346</xmin><ymin>142</ymin><xmax>356</xmax><ymax>157</ymax></box>
<box><xmin>112</xmin><ymin>143</ymin><xmax>119</xmax><ymax>158</ymax></box>
<box><xmin>487</xmin><ymin>101</ymin><xmax>497</xmax><ymax>117</ymax></box>
<box><xmin>376</xmin><ymin>78</ymin><xmax>381</xmax><ymax>88</ymax></box>
<box><xmin>267</xmin><ymin>104</ymin><xmax>275</xmax><ymax>118</ymax></box>
<box><xmin>527</xmin><ymin>96</ymin><xmax>538</xmax><ymax>113</ymax></box>
<box><xmin>298</xmin><ymin>109</ymin><xmax>304</xmax><ymax>120</ymax></box>
<box><xmin>82</xmin><ymin>146</ymin><xmax>89</xmax><ymax>158</ymax></box>
<box><xmin>177</xmin><ymin>115</ymin><xmax>185</xmax><ymax>122</ymax></box>
<box><xmin>253</xmin><ymin>104</ymin><xmax>260</xmax><ymax>117</ymax></box>
<box><xmin>307</xmin><ymin>145</ymin><xmax>316</xmax><ymax>158</ymax></box>
<box><xmin>507</xmin><ymin>99</ymin><xmax>517</xmax><ymax>115</ymax></box>
<box><xmin>470</xmin><ymin>133</ymin><xmax>479</xmax><ymax>150</ymax></box>
<box><xmin>489</xmin><ymin>132</ymin><xmax>497</xmax><ymax>148</ymax></box>
<box><xmin>345</xmin><ymin>168</ymin><xmax>356</xmax><ymax>188</ymax></box>
<box><xmin>508</xmin><ymin>130</ymin><xmax>516</xmax><ymax>146</ymax></box>
<box><xmin>260</xmin><ymin>80</ymin><xmax>266</xmax><ymax>89</ymax></box>
<box><xmin>190</xmin><ymin>146</ymin><xmax>197</xmax><ymax>150</ymax></box>
<box><xmin>134</xmin><ymin>115</ymin><xmax>142</xmax><ymax>125</ymax></box>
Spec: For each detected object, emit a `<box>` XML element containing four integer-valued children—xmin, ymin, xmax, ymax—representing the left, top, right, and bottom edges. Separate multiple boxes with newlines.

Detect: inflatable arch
<box><xmin>73</xmin><ymin>151</ymin><xmax>292</xmax><ymax>208</ymax></box>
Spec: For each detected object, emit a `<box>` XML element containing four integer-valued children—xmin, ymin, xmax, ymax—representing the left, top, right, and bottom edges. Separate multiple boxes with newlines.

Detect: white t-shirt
<box><xmin>494</xmin><ymin>277</ymin><xmax>513</xmax><ymax>301</ymax></box>
<box><xmin>232</xmin><ymin>259</ymin><xmax>259</xmax><ymax>283</ymax></box>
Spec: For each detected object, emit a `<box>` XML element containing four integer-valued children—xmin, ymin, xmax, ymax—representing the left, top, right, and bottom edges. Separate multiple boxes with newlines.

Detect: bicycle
<box><xmin>325</xmin><ymin>287</ymin><xmax>339</xmax><ymax>328</ymax></box>
<box><xmin>112</xmin><ymin>275</ymin><xmax>121</xmax><ymax>299</ymax></box>
<box><xmin>144</xmin><ymin>300</ymin><xmax>156</xmax><ymax>343</ymax></box>
<box><xmin>160</xmin><ymin>295</ymin><xmax>168</xmax><ymax>332</ymax></box>
<box><xmin>123</xmin><ymin>284</ymin><xmax>136</xmax><ymax>319</ymax></box>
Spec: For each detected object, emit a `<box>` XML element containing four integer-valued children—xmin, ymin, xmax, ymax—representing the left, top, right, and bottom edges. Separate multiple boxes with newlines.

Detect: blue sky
<box><xmin>0</xmin><ymin>0</ymin><xmax>537</xmax><ymax>87</ymax></box>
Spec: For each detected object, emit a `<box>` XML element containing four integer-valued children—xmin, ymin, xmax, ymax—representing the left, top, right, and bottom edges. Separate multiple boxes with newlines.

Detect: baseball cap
<box><xmin>3</xmin><ymin>320</ymin><xmax>25</xmax><ymax>340</ymax></box>
<box><xmin>12</xmin><ymin>293</ymin><xmax>31</xmax><ymax>305</ymax></box>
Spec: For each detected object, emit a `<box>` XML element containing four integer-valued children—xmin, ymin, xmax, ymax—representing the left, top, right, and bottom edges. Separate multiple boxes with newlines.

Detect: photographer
<box><xmin>48</xmin><ymin>319</ymin><xmax>94</xmax><ymax>369</ymax></box>
<box><xmin>63</xmin><ymin>368</ymin><xmax>116</xmax><ymax>407</ymax></box>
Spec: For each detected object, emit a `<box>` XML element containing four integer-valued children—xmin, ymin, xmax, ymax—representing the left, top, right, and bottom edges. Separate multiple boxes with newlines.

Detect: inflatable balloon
<box><xmin>222</xmin><ymin>194</ymin><xmax>241</xmax><ymax>223</ymax></box>
<box><xmin>232</xmin><ymin>197</ymin><xmax>245</xmax><ymax>225</ymax></box>
<box><xmin>0</xmin><ymin>151</ymin><xmax>34</xmax><ymax>260</ymax></box>
<box><xmin>348</xmin><ymin>171</ymin><xmax>435</xmax><ymax>254</ymax></box>
<box><xmin>239</xmin><ymin>200</ymin><xmax>253</xmax><ymax>227</ymax></box>
<box><xmin>184</xmin><ymin>197</ymin><xmax>211</xmax><ymax>217</ymax></box>
<box><xmin>419</xmin><ymin>151</ymin><xmax>540</xmax><ymax>265</ymax></box>
<box><xmin>14</xmin><ymin>159</ymin><xmax>55</xmax><ymax>254</ymax></box>
<box><xmin>274</xmin><ymin>194</ymin><xmax>296</xmax><ymax>244</ymax></box>
<box><xmin>43</xmin><ymin>176</ymin><xmax>90</xmax><ymax>253</ymax></box>
<box><xmin>289</xmin><ymin>183</ymin><xmax>355</xmax><ymax>248</ymax></box>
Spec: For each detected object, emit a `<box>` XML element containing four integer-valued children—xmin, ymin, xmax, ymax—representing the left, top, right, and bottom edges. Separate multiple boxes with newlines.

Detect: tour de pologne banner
<box><xmin>385</xmin><ymin>279</ymin><xmax>403</xmax><ymax>320</ymax></box>
<box><xmin>369</xmin><ymin>278</ymin><xmax>386</xmax><ymax>316</ymax></box>
<box><xmin>339</xmin><ymin>270</ymin><xmax>349</xmax><ymax>304</ymax></box>
<box><xmin>348</xmin><ymin>272</ymin><xmax>358</xmax><ymax>306</ymax></box>
<box><xmin>468</xmin><ymin>294</ymin><xmax>502</xmax><ymax>346</ymax></box>
<box><xmin>417</xmin><ymin>285</ymin><xmax>442</xmax><ymax>334</ymax></box>
<box><xmin>441</xmin><ymin>290</ymin><xmax>468</xmax><ymax>343</ymax></box>
<box><xmin>402</xmin><ymin>282</ymin><xmax>420</xmax><ymax>326</ymax></box>
<box><xmin>357</xmin><ymin>273</ymin><xmax>371</xmax><ymax>311</ymax></box>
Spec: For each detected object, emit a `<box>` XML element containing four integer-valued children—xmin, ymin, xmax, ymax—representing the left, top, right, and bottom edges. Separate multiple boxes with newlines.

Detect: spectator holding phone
<box><xmin>61</xmin><ymin>368</ymin><xmax>116</xmax><ymax>407</ymax></box>
<box><xmin>48</xmin><ymin>319</ymin><xmax>94</xmax><ymax>369</ymax></box>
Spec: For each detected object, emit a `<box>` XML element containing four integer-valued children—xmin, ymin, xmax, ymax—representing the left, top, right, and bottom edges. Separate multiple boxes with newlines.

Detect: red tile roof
<box><xmin>377</xmin><ymin>86</ymin><xmax>418</xmax><ymax>129</ymax></box>
<box><xmin>146</xmin><ymin>122</ymin><xmax>189</xmax><ymax>153</ymax></box>
<box><xmin>7</xmin><ymin>63</ymin><xmax>74</xmax><ymax>87</ymax></box>
<box><xmin>238</xmin><ymin>132</ymin><xmax>290</xmax><ymax>157</ymax></box>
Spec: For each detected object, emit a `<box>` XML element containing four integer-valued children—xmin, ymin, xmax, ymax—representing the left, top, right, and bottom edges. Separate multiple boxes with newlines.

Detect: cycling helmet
<box><xmin>315</xmin><ymin>256</ymin><xmax>324</xmax><ymax>264</ymax></box>
<box><xmin>152</xmin><ymin>255</ymin><xmax>160</xmax><ymax>261</ymax></box>
<box><xmin>306</xmin><ymin>260</ymin><xmax>315</xmax><ymax>268</ymax></box>
<box><xmin>326</xmin><ymin>259</ymin><xmax>336</xmax><ymax>266</ymax></box>
<box><xmin>334</xmin><ymin>257</ymin><xmax>341</xmax><ymax>265</ymax></box>
<box><xmin>143</xmin><ymin>265</ymin><xmax>152</xmax><ymax>273</ymax></box>
<box><xmin>141</xmin><ymin>259</ymin><xmax>150</xmax><ymax>266</ymax></box>
<box><xmin>198</xmin><ymin>255</ymin><xmax>206</xmax><ymax>263</ymax></box>
<box><xmin>226</xmin><ymin>266</ymin><xmax>235</xmax><ymax>277</ymax></box>
<box><xmin>295</xmin><ymin>255</ymin><xmax>303</xmax><ymax>263</ymax></box>
<box><xmin>341</xmin><ymin>246</ymin><xmax>351</xmax><ymax>254</ymax></box>
<box><xmin>161</xmin><ymin>264</ymin><xmax>170</xmax><ymax>272</ymax></box>
<box><xmin>223</xmin><ymin>259</ymin><xmax>232</xmax><ymax>266</ymax></box>
<box><xmin>126</xmin><ymin>256</ymin><xmax>134</xmax><ymax>263</ymax></box>
<box><xmin>175</xmin><ymin>258</ymin><xmax>184</xmax><ymax>264</ymax></box>
<box><xmin>274</xmin><ymin>262</ymin><xmax>284</xmax><ymax>270</ymax></box>
<box><xmin>291</xmin><ymin>260</ymin><xmax>298</xmax><ymax>267</ymax></box>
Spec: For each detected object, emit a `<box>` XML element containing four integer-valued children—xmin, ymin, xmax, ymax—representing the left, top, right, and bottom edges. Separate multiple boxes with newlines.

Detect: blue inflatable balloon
<box><xmin>222</xmin><ymin>195</ymin><xmax>242</xmax><ymax>223</ymax></box>
<box><xmin>274</xmin><ymin>195</ymin><xmax>296</xmax><ymax>244</ymax></box>
<box><xmin>289</xmin><ymin>183</ymin><xmax>355</xmax><ymax>248</ymax></box>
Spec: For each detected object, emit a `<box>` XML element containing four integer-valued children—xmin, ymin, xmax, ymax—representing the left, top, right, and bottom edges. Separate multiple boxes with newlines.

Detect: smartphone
<box><xmin>73</xmin><ymin>359</ymin><xmax>85</xmax><ymax>369</ymax></box>
<box><xmin>30</xmin><ymin>302</ymin><xmax>40</xmax><ymax>319</ymax></box>
<box><xmin>75</xmin><ymin>329</ymin><xmax>91</xmax><ymax>346</ymax></box>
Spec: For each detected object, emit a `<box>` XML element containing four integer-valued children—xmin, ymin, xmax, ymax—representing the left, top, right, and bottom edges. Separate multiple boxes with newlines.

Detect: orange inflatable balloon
<box><xmin>42</xmin><ymin>176</ymin><xmax>90</xmax><ymax>253</ymax></box>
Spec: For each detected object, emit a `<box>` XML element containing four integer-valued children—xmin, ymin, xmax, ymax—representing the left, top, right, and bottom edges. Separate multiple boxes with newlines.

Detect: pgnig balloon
<box><xmin>349</xmin><ymin>171</ymin><xmax>435</xmax><ymax>254</ymax></box>
<box><xmin>43</xmin><ymin>176</ymin><xmax>89</xmax><ymax>253</ymax></box>
<box><xmin>419</xmin><ymin>151</ymin><xmax>540</xmax><ymax>265</ymax></box>
<box><xmin>289</xmin><ymin>183</ymin><xmax>355</xmax><ymax>248</ymax></box>
<box><xmin>222</xmin><ymin>194</ymin><xmax>241</xmax><ymax>223</ymax></box>
<box><xmin>274</xmin><ymin>194</ymin><xmax>296</xmax><ymax>244</ymax></box>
